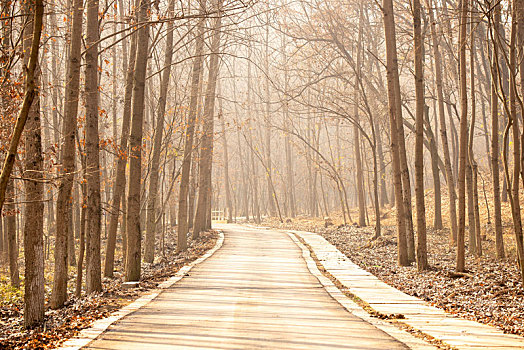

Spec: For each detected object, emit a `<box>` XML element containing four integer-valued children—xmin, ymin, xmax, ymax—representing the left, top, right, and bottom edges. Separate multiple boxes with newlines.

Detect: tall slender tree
<box><xmin>413</xmin><ymin>0</ymin><xmax>427</xmax><ymax>270</ymax></box>
<box><xmin>145</xmin><ymin>0</ymin><xmax>175</xmax><ymax>263</ymax></box>
<box><xmin>193</xmin><ymin>0</ymin><xmax>225</xmax><ymax>236</ymax></box>
<box><xmin>456</xmin><ymin>0</ymin><xmax>469</xmax><ymax>273</ymax></box>
<box><xmin>21</xmin><ymin>0</ymin><xmax>45</xmax><ymax>327</ymax></box>
<box><xmin>125</xmin><ymin>0</ymin><xmax>150</xmax><ymax>281</ymax></box>
<box><xmin>381</xmin><ymin>0</ymin><xmax>408</xmax><ymax>266</ymax></box>
<box><xmin>177</xmin><ymin>0</ymin><xmax>206</xmax><ymax>250</ymax></box>
<box><xmin>104</xmin><ymin>20</ymin><xmax>137</xmax><ymax>277</ymax></box>
<box><xmin>51</xmin><ymin>0</ymin><xmax>83</xmax><ymax>308</ymax></box>
<box><xmin>85</xmin><ymin>0</ymin><xmax>102</xmax><ymax>293</ymax></box>
<box><xmin>490</xmin><ymin>0</ymin><xmax>505</xmax><ymax>259</ymax></box>
<box><xmin>354</xmin><ymin>3</ymin><xmax>366</xmax><ymax>227</ymax></box>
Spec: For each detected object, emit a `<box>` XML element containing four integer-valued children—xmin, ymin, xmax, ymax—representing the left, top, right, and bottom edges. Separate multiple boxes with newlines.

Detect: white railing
<box><xmin>211</xmin><ymin>209</ymin><xmax>225</xmax><ymax>221</ymax></box>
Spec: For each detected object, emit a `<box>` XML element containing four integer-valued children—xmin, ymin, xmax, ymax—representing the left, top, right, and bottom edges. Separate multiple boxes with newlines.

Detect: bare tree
<box><xmin>21</xmin><ymin>0</ymin><xmax>45</xmax><ymax>327</ymax></box>
<box><xmin>381</xmin><ymin>0</ymin><xmax>408</xmax><ymax>266</ymax></box>
<box><xmin>456</xmin><ymin>0</ymin><xmax>469</xmax><ymax>273</ymax></box>
<box><xmin>145</xmin><ymin>0</ymin><xmax>175</xmax><ymax>263</ymax></box>
<box><xmin>426</xmin><ymin>0</ymin><xmax>457</xmax><ymax>242</ymax></box>
<box><xmin>125</xmin><ymin>0</ymin><xmax>150</xmax><ymax>281</ymax></box>
<box><xmin>193</xmin><ymin>0</ymin><xmax>225</xmax><ymax>237</ymax></box>
<box><xmin>489</xmin><ymin>0</ymin><xmax>505</xmax><ymax>259</ymax></box>
<box><xmin>85</xmin><ymin>0</ymin><xmax>103</xmax><ymax>293</ymax></box>
<box><xmin>413</xmin><ymin>0</ymin><xmax>427</xmax><ymax>270</ymax></box>
<box><xmin>104</xmin><ymin>17</ymin><xmax>137</xmax><ymax>278</ymax></box>
<box><xmin>51</xmin><ymin>0</ymin><xmax>82</xmax><ymax>308</ymax></box>
<box><xmin>178</xmin><ymin>0</ymin><xmax>206</xmax><ymax>251</ymax></box>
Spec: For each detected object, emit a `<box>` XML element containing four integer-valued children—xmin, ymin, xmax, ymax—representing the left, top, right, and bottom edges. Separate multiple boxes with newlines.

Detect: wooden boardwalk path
<box><xmin>85</xmin><ymin>225</ymin><xmax>408</xmax><ymax>349</ymax></box>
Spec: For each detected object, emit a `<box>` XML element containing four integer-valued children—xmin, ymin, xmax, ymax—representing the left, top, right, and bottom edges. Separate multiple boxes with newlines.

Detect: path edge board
<box><xmin>56</xmin><ymin>230</ymin><xmax>225</xmax><ymax>350</ymax></box>
<box><xmin>285</xmin><ymin>230</ymin><xmax>439</xmax><ymax>350</ymax></box>
<box><xmin>286</xmin><ymin>228</ymin><xmax>524</xmax><ymax>350</ymax></box>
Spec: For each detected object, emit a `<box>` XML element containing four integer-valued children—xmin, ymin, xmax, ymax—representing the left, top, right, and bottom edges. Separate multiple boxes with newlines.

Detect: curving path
<box><xmin>86</xmin><ymin>224</ymin><xmax>408</xmax><ymax>349</ymax></box>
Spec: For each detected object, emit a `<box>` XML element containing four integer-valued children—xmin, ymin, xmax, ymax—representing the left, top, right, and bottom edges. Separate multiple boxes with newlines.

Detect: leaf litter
<box><xmin>263</xmin><ymin>216</ymin><xmax>524</xmax><ymax>337</ymax></box>
<box><xmin>0</xmin><ymin>230</ymin><xmax>218</xmax><ymax>349</ymax></box>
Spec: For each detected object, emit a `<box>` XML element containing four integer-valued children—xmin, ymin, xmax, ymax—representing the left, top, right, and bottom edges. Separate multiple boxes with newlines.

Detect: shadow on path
<box><xmin>86</xmin><ymin>224</ymin><xmax>407</xmax><ymax>349</ymax></box>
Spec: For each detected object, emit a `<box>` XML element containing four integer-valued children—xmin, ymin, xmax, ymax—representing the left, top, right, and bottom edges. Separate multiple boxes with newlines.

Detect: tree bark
<box><xmin>490</xmin><ymin>2</ymin><xmax>505</xmax><ymax>259</ymax></box>
<box><xmin>193</xmin><ymin>0</ymin><xmax>224</xmax><ymax>237</ymax></box>
<box><xmin>354</xmin><ymin>4</ymin><xmax>366</xmax><ymax>227</ymax></box>
<box><xmin>395</xmin><ymin>50</ymin><xmax>414</xmax><ymax>262</ymax></box>
<box><xmin>144</xmin><ymin>0</ymin><xmax>174</xmax><ymax>263</ymax></box>
<box><xmin>264</xmin><ymin>16</ymin><xmax>276</xmax><ymax>217</ymax></box>
<box><xmin>6</xmin><ymin>180</ymin><xmax>18</xmax><ymax>288</ymax></box>
<box><xmin>188</xmin><ymin>144</ymin><xmax>198</xmax><ymax>229</ymax></box>
<box><xmin>76</xmin><ymin>158</ymin><xmax>87</xmax><ymax>297</ymax></box>
<box><xmin>505</xmin><ymin>6</ymin><xmax>524</xmax><ymax>284</ymax></box>
<box><xmin>413</xmin><ymin>0</ymin><xmax>427</xmax><ymax>270</ymax></box>
<box><xmin>103</xmin><ymin>23</ymin><xmax>137</xmax><ymax>277</ymax></box>
<box><xmin>456</xmin><ymin>0</ymin><xmax>469</xmax><ymax>273</ymax></box>
<box><xmin>376</xmin><ymin>118</ymin><xmax>389</xmax><ymax>207</ymax></box>
<box><xmin>85</xmin><ymin>0</ymin><xmax>102</xmax><ymax>293</ymax></box>
<box><xmin>51</xmin><ymin>0</ymin><xmax>82</xmax><ymax>308</ymax></box>
<box><xmin>22</xmin><ymin>0</ymin><xmax>45</xmax><ymax>327</ymax></box>
<box><xmin>381</xmin><ymin>0</ymin><xmax>408</xmax><ymax>266</ymax></box>
<box><xmin>221</xmin><ymin>111</ymin><xmax>233</xmax><ymax>223</ymax></box>
<box><xmin>282</xmin><ymin>35</ymin><xmax>296</xmax><ymax>218</ymax></box>
<box><xmin>125</xmin><ymin>0</ymin><xmax>150</xmax><ymax>281</ymax></box>
<box><xmin>177</xmin><ymin>0</ymin><xmax>206</xmax><ymax>249</ymax></box>
<box><xmin>0</xmin><ymin>0</ymin><xmax>43</xmax><ymax>215</ymax></box>
<box><xmin>468</xmin><ymin>15</ymin><xmax>479</xmax><ymax>255</ymax></box>
<box><xmin>426</xmin><ymin>0</ymin><xmax>457</xmax><ymax>242</ymax></box>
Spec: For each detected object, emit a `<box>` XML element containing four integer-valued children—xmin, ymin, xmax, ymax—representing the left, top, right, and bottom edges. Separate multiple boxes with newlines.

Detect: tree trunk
<box><xmin>6</xmin><ymin>180</ymin><xmax>18</xmax><ymax>288</ymax></box>
<box><xmin>354</xmin><ymin>4</ymin><xmax>366</xmax><ymax>227</ymax></box>
<box><xmin>306</xmin><ymin>121</ymin><xmax>314</xmax><ymax>217</ymax></box>
<box><xmin>381</xmin><ymin>0</ymin><xmax>408</xmax><ymax>266</ymax></box>
<box><xmin>282</xmin><ymin>36</ymin><xmax>296</xmax><ymax>218</ymax></box>
<box><xmin>466</xmin><ymin>154</ymin><xmax>476</xmax><ymax>253</ymax></box>
<box><xmin>68</xmin><ymin>203</ymin><xmax>75</xmax><ymax>266</ymax></box>
<box><xmin>188</xmin><ymin>145</ymin><xmax>198</xmax><ymax>228</ymax></box>
<box><xmin>76</xmin><ymin>159</ymin><xmax>87</xmax><ymax>297</ymax></box>
<box><xmin>125</xmin><ymin>0</ymin><xmax>150</xmax><ymax>281</ymax></box>
<box><xmin>468</xmin><ymin>15</ymin><xmax>479</xmax><ymax>255</ymax></box>
<box><xmin>413</xmin><ymin>0</ymin><xmax>427</xmax><ymax>270</ymax></box>
<box><xmin>103</xmin><ymin>23</ymin><xmax>137</xmax><ymax>277</ymax></box>
<box><xmin>518</xmin><ymin>0</ymin><xmax>524</xmax><ymax>191</ymax></box>
<box><xmin>85</xmin><ymin>0</ymin><xmax>102</xmax><ymax>293</ymax></box>
<box><xmin>51</xmin><ymin>0</ymin><xmax>82</xmax><ymax>308</ymax></box>
<box><xmin>472</xmin><ymin>164</ymin><xmax>482</xmax><ymax>256</ymax></box>
<box><xmin>425</xmin><ymin>106</ymin><xmax>442</xmax><ymax>229</ymax></box>
<box><xmin>376</xmin><ymin>118</ymin><xmax>389</xmax><ymax>207</ymax></box>
<box><xmin>426</xmin><ymin>0</ymin><xmax>457</xmax><ymax>242</ymax></box>
<box><xmin>506</xmin><ymin>6</ymin><xmax>524</xmax><ymax>284</ymax></box>
<box><xmin>396</xmin><ymin>69</ymin><xmax>415</xmax><ymax>262</ymax></box>
<box><xmin>177</xmin><ymin>0</ymin><xmax>206</xmax><ymax>249</ymax></box>
<box><xmin>477</xmin><ymin>21</ymin><xmax>493</xmax><ymax>176</ymax></box>
<box><xmin>193</xmin><ymin>0</ymin><xmax>224</xmax><ymax>237</ymax></box>
<box><xmin>264</xmin><ymin>18</ymin><xmax>276</xmax><ymax>217</ymax></box>
<box><xmin>237</xmin><ymin>128</ymin><xmax>249</xmax><ymax>219</ymax></box>
<box><xmin>144</xmin><ymin>0</ymin><xmax>174</xmax><ymax>263</ymax></box>
<box><xmin>221</xmin><ymin>111</ymin><xmax>233</xmax><ymax>223</ymax></box>
<box><xmin>0</xmin><ymin>0</ymin><xmax>43</xmax><ymax>216</ymax></box>
<box><xmin>0</xmin><ymin>0</ymin><xmax>11</xmax><ymax>263</ymax></box>
<box><xmin>456</xmin><ymin>0</ymin><xmax>469</xmax><ymax>273</ymax></box>
<box><xmin>490</xmin><ymin>3</ymin><xmax>505</xmax><ymax>259</ymax></box>
<box><xmin>22</xmin><ymin>0</ymin><xmax>45</xmax><ymax>327</ymax></box>
<box><xmin>245</xmin><ymin>50</ymin><xmax>261</xmax><ymax>223</ymax></box>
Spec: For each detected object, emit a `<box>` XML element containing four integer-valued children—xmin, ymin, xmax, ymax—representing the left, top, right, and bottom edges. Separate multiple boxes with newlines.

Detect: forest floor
<box><xmin>262</xmin><ymin>195</ymin><xmax>524</xmax><ymax>338</ymax></box>
<box><xmin>0</xmin><ymin>229</ymin><xmax>218</xmax><ymax>350</ymax></box>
